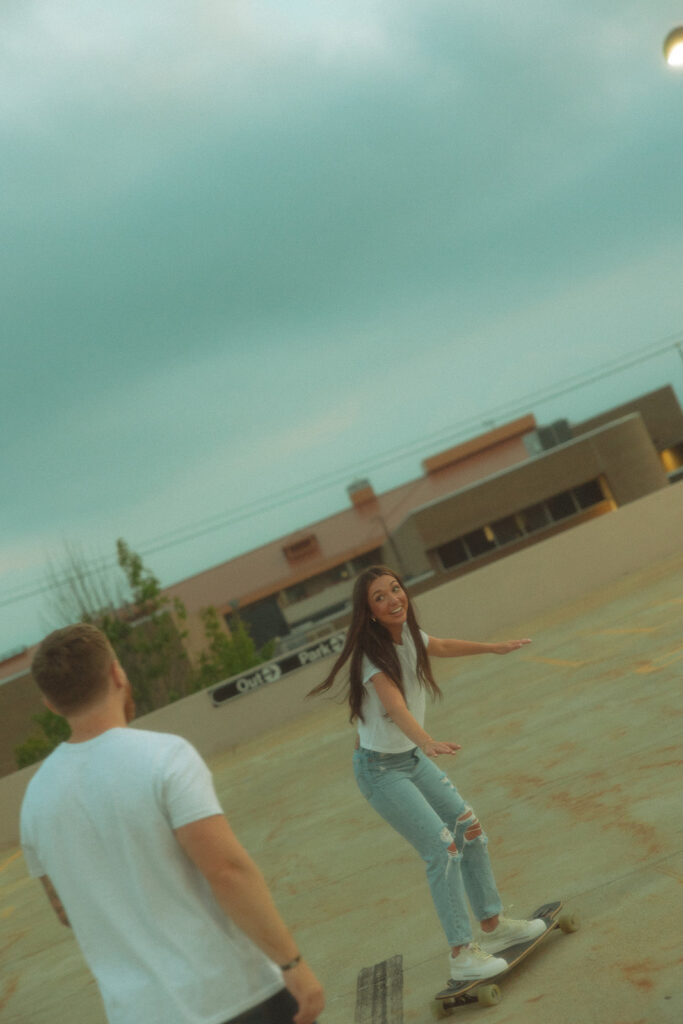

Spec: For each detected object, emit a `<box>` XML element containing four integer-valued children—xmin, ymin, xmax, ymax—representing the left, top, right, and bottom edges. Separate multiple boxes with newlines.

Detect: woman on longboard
<box><xmin>309</xmin><ymin>565</ymin><xmax>544</xmax><ymax>982</ymax></box>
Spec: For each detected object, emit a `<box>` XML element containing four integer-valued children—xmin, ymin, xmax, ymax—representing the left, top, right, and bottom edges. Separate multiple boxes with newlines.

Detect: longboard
<box><xmin>434</xmin><ymin>900</ymin><xmax>579</xmax><ymax>1011</ymax></box>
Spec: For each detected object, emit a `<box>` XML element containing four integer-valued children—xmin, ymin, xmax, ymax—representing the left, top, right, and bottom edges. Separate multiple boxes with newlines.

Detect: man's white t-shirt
<box><xmin>20</xmin><ymin>728</ymin><xmax>283</xmax><ymax>1024</ymax></box>
<box><xmin>357</xmin><ymin>624</ymin><xmax>430</xmax><ymax>753</ymax></box>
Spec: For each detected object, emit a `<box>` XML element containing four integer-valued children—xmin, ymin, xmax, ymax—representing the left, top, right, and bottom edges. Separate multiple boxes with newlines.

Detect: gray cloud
<box><xmin>2</xmin><ymin>0</ymin><xmax>683</xmax><ymax>648</ymax></box>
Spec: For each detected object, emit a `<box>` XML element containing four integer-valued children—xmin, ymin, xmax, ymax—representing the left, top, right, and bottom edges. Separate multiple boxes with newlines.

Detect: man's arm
<box><xmin>39</xmin><ymin>875</ymin><xmax>70</xmax><ymax>927</ymax></box>
<box><xmin>174</xmin><ymin>814</ymin><xmax>324</xmax><ymax>1024</ymax></box>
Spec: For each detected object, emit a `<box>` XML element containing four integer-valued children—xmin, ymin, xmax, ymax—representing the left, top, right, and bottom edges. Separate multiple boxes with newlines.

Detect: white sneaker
<box><xmin>449</xmin><ymin>943</ymin><xmax>507</xmax><ymax>981</ymax></box>
<box><xmin>478</xmin><ymin>915</ymin><xmax>546</xmax><ymax>955</ymax></box>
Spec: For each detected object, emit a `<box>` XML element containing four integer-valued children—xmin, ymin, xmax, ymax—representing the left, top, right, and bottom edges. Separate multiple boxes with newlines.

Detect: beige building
<box><xmin>163</xmin><ymin>385</ymin><xmax>682</xmax><ymax>660</ymax></box>
<box><xmin>1</xmin><ymin>385</ymin><xmax>681</xmax><ymax>776</ymax></box>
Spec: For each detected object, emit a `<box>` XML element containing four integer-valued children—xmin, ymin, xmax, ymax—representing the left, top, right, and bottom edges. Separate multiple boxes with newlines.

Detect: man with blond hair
<box><xmin>20</xmin><ymin>623</ymin><xmax>324</xmax><ymax>1024</ymax></box>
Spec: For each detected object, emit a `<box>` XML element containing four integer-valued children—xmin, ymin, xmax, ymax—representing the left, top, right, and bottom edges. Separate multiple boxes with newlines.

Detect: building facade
<box><xmin>1</xmin><ymin>385</ymin><xmax>682</xmax><ymax>777</ymax></box>
<box><xmin>165</xmin><ymin>385</ymin><xmax>682</xmax><ymax>658</ymax></box>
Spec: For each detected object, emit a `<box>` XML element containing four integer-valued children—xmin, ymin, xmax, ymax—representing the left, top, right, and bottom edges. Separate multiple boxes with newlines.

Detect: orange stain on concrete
<box><xmin>548</xmin><ymin>789</ymin><xmax>661</xmax><ymax>859</ymax></box>
<box><xmin>654</xmin><ymin>865</ymin><xmax>683</xmax><ymax>884</ymax></box>
<box><xmin>599</xmin><ymin>627</ymin><xmax>663</xmax><ymax>635</ymax></box>
<box><xmin>0</xmin><ymin>930</ymin><xmax>28</xmax><ymax>959</ymax></box>
<box><xmin>621</xmin><ymin>962</ymin><xmax>654</xmax><ymax>991</ymax></box>
<box><xmin>619</xmin><ymin>954</ymin><xmax>683</xmax><ymax>992</ymax></box>
<box><xmin>503</xmin><ymin>775</ymin><xmax>547</xmax><ymax>798</ymax></box>
<box><xmin>541</xmin><ymin>741</ymin><xmax>580</xmax><ymax>773</ymax></box>
<box><xmin>0</xmin><ymin>974</ymin><xmax>19</xmax><ymax>1012</ymax></box>
<box><xmin>527</xmin><ymin>657</ymin><xmax>587</xmax><ymax>667</ymax></box>
<box><xmin>0</xmin><ymin>851</ymin><xmax>21</xmax><ymax>874</ymax></box>
<box><xmin>636</xmin><ymin>644</ymin><xmax>683</xmax><ymax>674</ymax></box>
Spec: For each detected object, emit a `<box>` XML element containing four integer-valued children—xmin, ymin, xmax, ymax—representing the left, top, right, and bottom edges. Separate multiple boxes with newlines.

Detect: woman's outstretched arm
<box><xmin>370</xmin><ymin>672</ymin><xmax>461</xmax><ymax>757</ymax></box>
<box><xmin>426</xmin><ymin>637</ymin><xmax>531</xmax><ymax>658</ymax></box>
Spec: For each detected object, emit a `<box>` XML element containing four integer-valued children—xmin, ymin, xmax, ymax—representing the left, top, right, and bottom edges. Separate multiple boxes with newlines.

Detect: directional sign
<box><xmin>210</xmin><ymin>631</ymin><xmax>346</xmax><ymax>706</ymax></box>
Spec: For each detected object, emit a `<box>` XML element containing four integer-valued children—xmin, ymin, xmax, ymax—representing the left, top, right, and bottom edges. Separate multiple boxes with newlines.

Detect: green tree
<box><xmin>15</xmin><ymin>710</ymin><xmax>70</xmax><ymax>769</ymax></box>
<box><xmin>16</xmin><ymin>539</ymin><xmax>192</xmax><ymax>767</ymax></box>
<box><xmin>193</xmin><ymin>607</ymin><xmax>275</xmax><ymax>690</ymax></box>
<box><xmin>98</xmin><ymin>540</ymin><xmax>194</xmax><ymax>714</ymax></box>
<box><xmin>16</xmin><ymin>541</ymin><xmax>275</xmax><ymax>769</ymax></box>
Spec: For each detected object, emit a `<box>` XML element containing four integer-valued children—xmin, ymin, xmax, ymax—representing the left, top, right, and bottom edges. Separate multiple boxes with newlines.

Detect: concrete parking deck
<box><xmin>1</xmin><ymin>554</ymin><xmax>682</xmax><ymax>1023</ymax></box>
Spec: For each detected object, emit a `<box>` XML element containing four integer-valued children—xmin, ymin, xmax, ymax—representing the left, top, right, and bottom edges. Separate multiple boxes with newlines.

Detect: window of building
<box><xmin>519</xmin><ymin>503</ymin><xmax>550</xmax><ymax>532</ymax></box>
<box><xmin>437</xmin><ymin>537</ymin><xmax>469</xmax><ymax>570</ymax></box>
<box><xmin>226</xmin><ymin>597</ymin><xmax>289</xmax><ymax>648</ymax></box>
<box><xmin>659</xmin><ymin>444</ymin><xmax>683</xmax><ymax>475</ymax></box>
<box><xmin>547</xmin><ymin>491</ymin><xmax>577</xmax><ymax>521</ymax></box>
<box><xmin>433</xmin><ymin>478</ymin><xmax>609</xmax><ymax>573</ymax></box>
<box><xmin>350</xmin><ymin>549</ymin><xmax>383</xmax><ymax>572</ymax></box>
<box><xmin>463</xmin><ymin>527</ymin><xmax>496</xmax><ymax>558</ymax></box>
<box><xmin>283</xmin><ymin>535</ymin><xmax>320</xmax><ymax>564</ymax></box>
<box><xmin>281</xmin><ymin>581</ymin><xmax>308</xmax><ymax>604</ymax></box>
<box><xmin>573</xmin><ymin>479</ymin><xmax>604</xmax><ymax>509</ymax></box>
<box><xmin>491</xmin><ymin>515</ymin><xmax>523</xmax><ymax>546</ymax></box>
<box><xmin>281</xmin><ymin>564</ymin><xmax>351</xmax><ymax>606</ymax></box>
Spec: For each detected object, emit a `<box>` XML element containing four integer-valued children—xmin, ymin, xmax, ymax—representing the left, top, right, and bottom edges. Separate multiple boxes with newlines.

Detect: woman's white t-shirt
<box><xmin>357</xmin><ymin>624</ymin><xmax>430</xmax><ymax>753</ymax></box>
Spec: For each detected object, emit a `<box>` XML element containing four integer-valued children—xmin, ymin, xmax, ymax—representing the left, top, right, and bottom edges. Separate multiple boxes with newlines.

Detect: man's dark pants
<box><xmin>226</xmin><ymin>987</ymin><xmax>314</xmax><ymax>1024</ymax></box>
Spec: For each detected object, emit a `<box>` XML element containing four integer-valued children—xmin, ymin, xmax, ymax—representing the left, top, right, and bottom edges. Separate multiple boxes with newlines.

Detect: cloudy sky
<box><xmin>2</xmin><ymin>0</ymin><xmax>683</xmax><ymax>655</ymax></box>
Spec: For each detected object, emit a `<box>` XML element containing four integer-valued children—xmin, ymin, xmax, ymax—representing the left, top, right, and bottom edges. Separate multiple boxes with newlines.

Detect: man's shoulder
<box><xmin>119</xmin><ymin>727</ymin><xmax>201</xmax><ymax>765</ymax></box>
<box><xmin>125</xmin><ymin>726</ymin><xmax>191</xmax><ymax>747</ymax></box>
<box><xmin>26</xmin><ymin>729</ymin><xmax>197</xmax><ymax>778</ymax></box>
<box><xmin>21</xmin><ymin>747</ymin><xmax>62</xmax><ymax>806</ymax></box>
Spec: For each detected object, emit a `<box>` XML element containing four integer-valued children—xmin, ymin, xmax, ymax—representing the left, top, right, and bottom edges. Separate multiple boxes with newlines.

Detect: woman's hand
<box><xmin>427</xmin><ymin>636</ymin><xmax>532</xmax><ymax>658</ymax></box>
<box><xmin>491</xmin><ymin>638</ymin><xmax>532</xmax><ymax>654</ymax></box>
<box><xmin>422</xmin><ymin>740</ymin><xmax>461</xmax><ymax>758</ymax></box>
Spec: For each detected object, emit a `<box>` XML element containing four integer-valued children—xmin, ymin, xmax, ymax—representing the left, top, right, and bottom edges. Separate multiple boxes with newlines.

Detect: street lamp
<box><xmin>663</xmin><ymin>26</ymin><xmax>683</xmax><ymax>66</ymax></box>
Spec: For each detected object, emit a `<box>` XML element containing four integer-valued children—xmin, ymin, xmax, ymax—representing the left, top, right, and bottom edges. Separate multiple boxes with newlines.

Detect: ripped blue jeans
<box><xmin>353</xmin><ymin>747</ymin><xmax>502</xmax><ymax>946</ymax></box>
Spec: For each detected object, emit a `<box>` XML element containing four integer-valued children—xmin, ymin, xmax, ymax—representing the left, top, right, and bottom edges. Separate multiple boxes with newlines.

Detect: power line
<box><xmin>114</xmin><ymin>331</ymin><xmax>683</xmax><ymax>555</ymax></box>
<box><xmin>100</xmin><ymin>331</ymin><xmax>683</xmax><ymax>557</ymax></box>
<box><xmin>1</xmin><ymin>331</ymin><xmax>681</xmax><ymax>610</ymax></box>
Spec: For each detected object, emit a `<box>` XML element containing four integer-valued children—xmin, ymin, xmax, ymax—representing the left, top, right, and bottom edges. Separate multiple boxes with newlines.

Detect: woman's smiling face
<box><xmin>367</xmin><ymin>573</ymin><xmax>408</xmax><ymax>639</ymax></box>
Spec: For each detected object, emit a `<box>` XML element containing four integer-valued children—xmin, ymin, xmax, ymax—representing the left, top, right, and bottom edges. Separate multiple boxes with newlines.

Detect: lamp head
<box><xmin>663</xmin><ymin>26</ymin><xmax>683</xmax><ymax>67</ymax></box>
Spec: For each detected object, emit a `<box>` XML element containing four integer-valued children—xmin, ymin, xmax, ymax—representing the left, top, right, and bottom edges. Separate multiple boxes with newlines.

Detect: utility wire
<box><xmin>130</xmin><ymin>330</ymin><xmax>683</xmax><ymax>552</ymax></box>
<box><xmin>93</xmin><ymin>331</ymin><xmax>683</xmax><ymax>558</ymax></box>
<box><xmin>1</xmin><ymin>332</ymin><xmax>681</xmax><ymax>610</ymax></box>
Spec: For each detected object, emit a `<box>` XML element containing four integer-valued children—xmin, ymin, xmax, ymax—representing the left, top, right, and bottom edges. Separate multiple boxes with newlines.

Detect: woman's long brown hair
<box><xmin>307</xmin><ymin>565</ymin><xmax>441</xmax><ymax>722</ymax></box>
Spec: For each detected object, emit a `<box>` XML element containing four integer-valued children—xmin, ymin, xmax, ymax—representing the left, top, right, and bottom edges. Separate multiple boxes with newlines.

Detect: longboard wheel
<box><xmin>476</xmin><ymin>984</ymin><xmax>502</xmax><ymax>1006</ymax></box>
<box><xmin>434</xmin><ymin>997</ymin><xmax>460</xmax><ymax>1016</ymax></box>
<box><xmin>558</xmin><ymin>912</ymin><xmax>580</xmax><ymax>933</ymax></box>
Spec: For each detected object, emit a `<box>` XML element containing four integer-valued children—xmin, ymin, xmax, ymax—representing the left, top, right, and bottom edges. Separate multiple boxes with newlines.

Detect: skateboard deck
<box><xmin>434</xmin><ymin>900</ymin><xmax>579</xmax><ymax>1011</ymax></box>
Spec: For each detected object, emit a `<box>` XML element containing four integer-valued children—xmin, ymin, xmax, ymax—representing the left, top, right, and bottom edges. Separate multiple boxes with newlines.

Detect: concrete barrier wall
<box><xmin>2</xmin><ymin>483</ymin><xmax>681</xmax><ymax>849</ymax></box>
<box><xmin>414</xmin><ymin>480</ymin><xmax>682</xmax><ymax>640</ymax></box>
<box><xmin>0</xmin><ymin>673</ymin><xmax>46</xmax><ymax>777</ymax></box>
